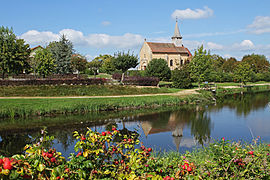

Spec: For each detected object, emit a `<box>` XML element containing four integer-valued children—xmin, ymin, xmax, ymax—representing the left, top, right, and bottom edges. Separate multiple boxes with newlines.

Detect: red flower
<box><xmin>81</xmin><ymin>136</ymin><xmax>86</xmax><ymax>141</ymax></box>
<box><xmin>248</xmin><ymin>151</ymin><xmax>254</xmax><ymax>155</ymax></box>
<box><xmin>101</xmin><ymin>132</ymin><xmax>106</xmax><ymax>136</ymax></box>
<box><xmin>50</xmin><ymin>157</ymin><xmax>56</xmax><ymax>163</ymax></box>
<box><xmin>147</xmin><ymin>148</ymin><xmax>152</xmax><ymax>152</ymax></box>
<box><xmin>187</xmin><ymin>167</ymin><xmax>192</xmax><ymax>172</ymax></box>
<box><xmin>112</xmin><ymin>127</ymin><xmax>116</xmax><ymax>131</ymax></box>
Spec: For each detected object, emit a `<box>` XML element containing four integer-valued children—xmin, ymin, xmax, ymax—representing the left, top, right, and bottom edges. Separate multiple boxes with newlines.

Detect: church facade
<box><xmin>139</xmin><ymin>21</ymin><xmax>192</xmax><ymax>70</ymax></box>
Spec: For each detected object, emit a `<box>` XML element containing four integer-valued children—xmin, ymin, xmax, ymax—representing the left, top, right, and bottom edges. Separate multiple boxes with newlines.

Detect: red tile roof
<box><xmin>146</xmin><ymin>42</ymin><xmax>190</xmax><ymax>55</ymax></box>
<box><xmin>31</xmin><ymin>45</ymin><xmax>43</xmax><ymax>51</ymax></box>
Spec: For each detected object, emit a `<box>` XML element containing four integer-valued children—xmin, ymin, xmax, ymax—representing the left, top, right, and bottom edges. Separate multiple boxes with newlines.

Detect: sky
<box><xmin>1</xmin><ymin>0</ymin><xmax>270</xmax><ymax>61</ymax></box>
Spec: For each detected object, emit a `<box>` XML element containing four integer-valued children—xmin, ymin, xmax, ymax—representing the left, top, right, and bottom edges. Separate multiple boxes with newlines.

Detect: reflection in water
<box><xmin>0</xmin><ymin>91</ymin><xmax>269</xmax><ymax>157</ymax></box>
<box><xmin>140</xmin><ymin>107</ymin><xmax>211</xmax><ymax>151</ymax></box>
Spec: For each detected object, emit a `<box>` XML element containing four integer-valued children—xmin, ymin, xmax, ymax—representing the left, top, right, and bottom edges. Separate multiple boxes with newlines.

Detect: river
<box><xmin>0</xmin><ymin>91</ymin><xmax>269</xmax><ymax>158</ymax></box>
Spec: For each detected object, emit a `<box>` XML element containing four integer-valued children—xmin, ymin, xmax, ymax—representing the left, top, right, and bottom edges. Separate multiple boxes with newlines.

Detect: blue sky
<box><xmin>1</xmin><ymin>0</ymin><xmax>270</xmax><ymax>61</ymax></box>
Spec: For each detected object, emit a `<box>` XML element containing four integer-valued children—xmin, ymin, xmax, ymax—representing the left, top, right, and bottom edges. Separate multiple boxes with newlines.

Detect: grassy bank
<box><xmin>0</xmin><ymin>92</ymin><xmax>213</xmax><ymax>119</ymax></box>
<box><xmin>216</xmin><ymin>84</ymin><xmax>270</xmax><ymax>98</ymax></box>
<box><xmin>0</xmin><ymin>85</ymin><xmax>177</xmax><ymax>97</ymax></box>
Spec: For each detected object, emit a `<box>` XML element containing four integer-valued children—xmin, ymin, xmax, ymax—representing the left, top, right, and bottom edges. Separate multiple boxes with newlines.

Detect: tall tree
<box><xmin>145</xmin><ymin>58</ymin><xmax>171</xmax><ymax>81</ymax></box>
<box><xmin>34</xmin><ymin>48</ymin><xmax>55</xmax><ymax>77</ymax></box>
<box><xmin>234</xmin><ymin>62</ymin><xmax>255</xmax><ymax>86</ymax></box>
<box><xmin>188</xmin><ymin>45</ymin><xmax>213</xmax><ymax>87</ymax></box>
<box><xmin>242</xmin><ymin>54</ymin><xmax>270</xmax><ymax>73</ymax></box>
<box><xmin>222</xmin><ymin>57</ymin><xmax>238</xmax><ymax>73</ymax></box>
<box><xmin>48</xmin><ymin>35</ymin><xmax>74</xmax><ymax>74</ymax></box>
<box><xmin>112</xmin><ymin>51</ymin><xmax>138</xmax><ymax>82</ymax></box>
<box><xmin>0</xmin><ymin>26</ymin><xmax>30</xmax><ymax>78</ymax></box>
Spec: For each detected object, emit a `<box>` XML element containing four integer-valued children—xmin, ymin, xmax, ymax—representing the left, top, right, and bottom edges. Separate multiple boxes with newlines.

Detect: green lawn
<box><xmin>88</xmin><ymin>73</ymin><xmax>112</xmax><ymax>79</ymax></box>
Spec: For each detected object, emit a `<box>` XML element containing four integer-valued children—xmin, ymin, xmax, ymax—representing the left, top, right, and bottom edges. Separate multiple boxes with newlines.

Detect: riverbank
<box><xmin>0</xmin><ymin>92</ymin><xmax>213</xmax><ymax>118</ymax></box>
<box><xmin>0</xmin><ymin>84</ymin><xmax>270</xmax><ymax>119</ymax></box>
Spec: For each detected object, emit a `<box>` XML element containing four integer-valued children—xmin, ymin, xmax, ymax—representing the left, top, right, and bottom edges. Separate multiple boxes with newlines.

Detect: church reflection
<box><xmin>140</xmin><ymin>106</ymin><xmax>212</xmax><ymax>151</ymax></box>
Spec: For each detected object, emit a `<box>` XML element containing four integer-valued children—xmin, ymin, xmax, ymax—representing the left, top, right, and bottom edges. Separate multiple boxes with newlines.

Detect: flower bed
<box><xmin>0</xmin><ymin>128</ymin><xmax>269</xmax><ymax>179</ymax></box>
<box><xmin>0</xmin><ymin>78</ymin><xmax>107</xmax><ymax>86</ymax></box>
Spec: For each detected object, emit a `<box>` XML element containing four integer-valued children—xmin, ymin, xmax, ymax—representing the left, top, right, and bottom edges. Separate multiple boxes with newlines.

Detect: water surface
<box><xmin>0</xmin><ymin>92</ymin><xmax>269</xmax><ymax>157</ymax></box>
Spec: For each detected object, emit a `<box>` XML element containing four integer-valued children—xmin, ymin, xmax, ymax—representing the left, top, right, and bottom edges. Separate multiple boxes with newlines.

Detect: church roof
<box><xmin>146</xmin><ymin>42</ymin><xmax>191</xmax><ymax>56</ymax></box>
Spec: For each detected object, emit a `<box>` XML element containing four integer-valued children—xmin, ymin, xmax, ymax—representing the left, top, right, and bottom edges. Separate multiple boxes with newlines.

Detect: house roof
<box><xmin>146</xmin><ymin>42</ymin><xmax>191</xmax><ymax>56</ymax></box>
<box><xmin>31</xmin><ymin>45</ymin><xmax>43</xmax><ymax>51</ymax></box>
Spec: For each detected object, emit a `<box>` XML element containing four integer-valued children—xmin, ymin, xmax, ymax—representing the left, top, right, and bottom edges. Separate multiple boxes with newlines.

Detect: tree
<box><xmin>34</xmin><ymin>48</ymin><xmax>55</xmax><ymax>77</ymax></box>
<box><xmin>88</xmin><ymin>59</ymin><xmax>102</xmax><ymax>78</ymax></box>
<box><xmin>112</xmin><ymin>51</ymin><xmax>138</xmax><ymax>82</ymax></box>
<box><xmin>0</xmin><ymin>26</ymin><xmax>31</xmax><ymax>78</ymax></box>
<box><xmin>211</xmin><ymin>54</ymin><xmax>225</xmax><ymax>71</ymax></box>
<box><xmin>71</xmin><ymin>54</ymin><xmax>87</xmax><ymax>73</ymax></box>
<box><xmin>188</xmin><ymin>45</ymin><xmax>213</xmax><ymax>87</ymax></box>
<box><xmin>98</xmin><ymin>55</ymin><xmax>115</xmax><ymax>74</ymax></box>
<box><xmin>145</xmin><ymin>58</ymin><xmax>171</xmax><ymax>81</ymax></box>
<box><xmin>171</xmin><ymin>65</ymin><xmax>192</xmax><ymax>89</ymax></box>
<box><xmin>233</xmin><ymin>62</ymin><xmax>255</xmax><ymax>86</ymax></box>
<box><xmin>222</xmin><ymin>57</ymin><xmax>238</xmax><ymax>73</ymax></box>
<box><xmin>242</xmin><ymin>54</ymin><xmax>270</xmax><ymax>73</ymax></box>
<box><xmin>48</xmin><ymin>35</ymin><xmax>74</xmax><ymax>74</ymax></box>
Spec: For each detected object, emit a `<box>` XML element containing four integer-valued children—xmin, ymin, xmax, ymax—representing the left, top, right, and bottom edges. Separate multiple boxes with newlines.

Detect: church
<box><xmin>139</xmin><ymin>20</ymin><xmax>192</xmax><ymax>70</ymax></box>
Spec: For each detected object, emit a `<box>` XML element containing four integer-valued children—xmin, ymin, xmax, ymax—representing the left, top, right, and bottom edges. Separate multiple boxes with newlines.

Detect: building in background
<box><xmin>139</xmin><ymin>20</ymin><xmax>192</xmax><ymax>70</ymax></box>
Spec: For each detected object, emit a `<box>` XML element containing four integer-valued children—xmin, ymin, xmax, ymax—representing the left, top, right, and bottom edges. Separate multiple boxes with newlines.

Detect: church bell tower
<box><xmin>171</xmin><ymin>19</ymin><xmax>183</xmax><ymax>47</ymax></box>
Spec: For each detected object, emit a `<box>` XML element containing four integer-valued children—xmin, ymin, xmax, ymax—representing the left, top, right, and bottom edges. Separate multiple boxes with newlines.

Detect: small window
<box><xmin>170</xmin><ymin>59</ymin><xmax>173</xmax><ymax>66</ymax></box>
<box><xmin>143</xmin><ymin>66</ymin><xmax>146</xmax><ymax>70</ymax></box>
<box><xmin>180</xmin><ymin>60</ymin><xmax>183</xmax><ymax>66</ymax></box>
<box><xmin>186</xmin><ymin>60</ymin><xmax>190</xmax><ymax>64</ymax></box>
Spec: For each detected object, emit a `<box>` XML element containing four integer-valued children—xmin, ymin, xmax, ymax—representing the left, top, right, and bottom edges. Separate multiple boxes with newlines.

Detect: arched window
<box><xmin>180</xmin><ymin>60</ymin><xmax>183</xmax><ymax>66</ymax></box>
<box><xmin>170</xmin><ymin>59</ymin><xmax>173</xmax><ymax>66</ymax></box>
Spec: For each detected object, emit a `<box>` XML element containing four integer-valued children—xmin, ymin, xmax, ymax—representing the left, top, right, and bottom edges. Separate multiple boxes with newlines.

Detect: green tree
<box><xmin>48</xmin><ymin>35</ymin><xmax>74</xmax><ymax>74</ymax></box>
<box><xmin>171</xmin><ymin>65</ymin><xmax>192</xmax><ymax>89</ymax></box>
<box><xmin>145</xmin><ymin>58</ymin><xmax>171</xmax><ymax>81</ymax></box>
<box><xmin>98</xmin><ymin>55</ymin><xmax>115</xmax><ymax>74</ymax></box>
<box><xmin>188</xmin><ymin>45</ymin><xmax>213</xmax><ymax>87</ymax></box>
<box><xmin>211</xmin><ymin>54</ymin><xmax>225</xmax><ymax>71</ymax></box>
<box><xmin>242</xmin><ymin>54</ymin><xmax>270</xmax><ymax>73</ymax></box>
<box><xmin>34</xmin><ymin>48</ymin><xmax>55</xmax><ymax>77</ymax></box>
<box><xmin>222</xmin><ymin>57</ymin><xmax>238</xmax><ymax>73</ymax></box>
<box><xmin>71</xmin><ymin>54</ymin><xmax>87</xmax><ymax>73</ymax></box>
<box><xmin>112</xmin><ymin>51</ymin><xmax>138</xmax><ymax>82</ymax></box>
<box><xmin>233</xmin><ymin>62</ymin><xmax>255</xmax><ymax>86</ymax></box>
<box><xmin>0</xmin><ymin>26</ymin><xmax>31</xmax><ymax>78</ymax></box>
<box><xmin>88</xmin><ymin>59</ymin><xmax>102</xmax><ymax>78</ymax></box>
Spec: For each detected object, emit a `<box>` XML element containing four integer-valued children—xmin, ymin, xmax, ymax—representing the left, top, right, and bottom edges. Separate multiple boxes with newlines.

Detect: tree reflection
<box><xmin>213</xmin><ymin>92</ymin><xmax>270</xmax><ymax>116</ymax></box>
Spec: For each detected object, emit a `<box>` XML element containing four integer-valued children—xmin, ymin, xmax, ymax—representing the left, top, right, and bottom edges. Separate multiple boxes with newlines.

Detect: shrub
<box><xmin>145</xmin><ymin>58</ymin><xmax>171</xmax><ymax>81</ymax></box>
<box><xmin>171</xmin><ymin>68</ymin><xmax>192</xmax><ymax>89</ymax></box>
<box><xmin>123</xmin><ymin>76</ymin><xmax>159</xmax><ymax>86</ymax></box>
<box><xmin>0</xmin><ymin>78</ymin><xmax>107</xmax><ymax>86</ymax></box>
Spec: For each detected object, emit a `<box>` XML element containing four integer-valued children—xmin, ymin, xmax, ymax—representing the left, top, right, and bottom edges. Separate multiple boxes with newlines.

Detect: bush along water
<box><xmin>0</xmin><ymin>129</ymin><xmax>269</xmax><ymax>179</ymax></box>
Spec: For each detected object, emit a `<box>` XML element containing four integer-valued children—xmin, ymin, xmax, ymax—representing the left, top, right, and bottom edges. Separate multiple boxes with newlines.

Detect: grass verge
<box><xmin>0</xmin><ymin>92</ymin><xmax>213</xmax><ymax>119</ymax></box>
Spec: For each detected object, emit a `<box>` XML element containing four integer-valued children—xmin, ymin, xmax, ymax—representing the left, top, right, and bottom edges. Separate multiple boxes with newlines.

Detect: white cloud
<box><xmin>20</xmin><ymin>29</ymin><xmax>144</xmax><ymax>49</ymax></box>
<box><xmin>101</xmin><ymin>21</ymin><xmax>111</xmax><ymax>26</ymax></box>
<box><xmin>248</xmin><ymin>16</ymin><xmax>270</xmax><ymax>34</ymax></box>
<box><xmin>171</xmin><ymin>6</ymin><xmax>213</xmax><ymax>20</ymax></box>
<box><xmin>207</xmin><ymin>42</ymin><xmax>223</xmax><ymax>50</ymax></box>
<box><xmin>20</xmin><ymin>30</ymin><xmax>59</xmax><ymax>45</ymax></box>
<box><xmin>232</xmin><ymin>40</ymin><xmax>255</xmax><ymax>51</ymax></box>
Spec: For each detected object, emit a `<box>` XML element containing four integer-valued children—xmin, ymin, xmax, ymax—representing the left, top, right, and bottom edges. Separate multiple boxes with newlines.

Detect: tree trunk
<box><xmin>121</xmin><ymin>73</ymin><xmax>125</xmax><ymax>83</ymax></box>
